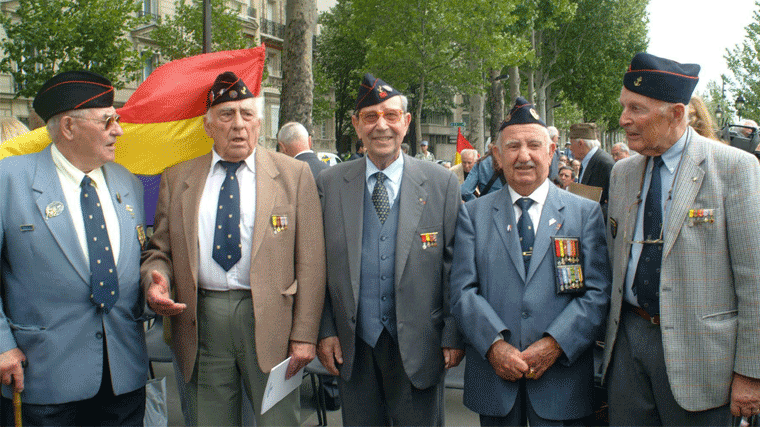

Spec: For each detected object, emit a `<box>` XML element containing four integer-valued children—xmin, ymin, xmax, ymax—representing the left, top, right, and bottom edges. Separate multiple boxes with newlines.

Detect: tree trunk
<box><xmin>509</xmin><ymin>66</ymin><xmax>520</xmax><ymax>107</ymax></box>
<box><xmin>469</xmin><ymin>91</ymin><xmax>485</xmax><ymax>153</ymax></box>
<box><xmin>489</xmin><ymin>68</ymin><xmax>505</xmax><ymax>146</ymax></box>
<box><xmin>279</xmin><ymin>0</ymin><xmax>316</xmax><ymax>133</ymax></box>
<box><xmin>414</xmin><ymin>75</ymin><xmax>425</xmax><ymax>145</ymax></box>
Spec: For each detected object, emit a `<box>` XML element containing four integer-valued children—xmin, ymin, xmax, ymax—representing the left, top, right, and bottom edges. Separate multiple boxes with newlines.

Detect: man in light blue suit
<box><xmin>0</xmin><ymin>71</ymin><xmax>148</xmax><ymax>426</ymax></box>
<box><xmin>450</xmin><ymin>97</ymin><xmax>611</xmax><ymax>426</ymax></box>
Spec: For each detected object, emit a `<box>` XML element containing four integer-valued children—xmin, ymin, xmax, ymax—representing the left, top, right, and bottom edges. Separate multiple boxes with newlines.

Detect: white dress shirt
<box><xmin>197</xmin><ymin>149</ymin><xmax>257</xmax><ymax>291</ymax></box>
<box><xmin>51</xmin><ymin>144</ymin><xmax>121</xmax><ymax>266</ymax></box>
<box><xmin>365</xmin><ymin>153</ymin><xmax>404</xmax><ymax>207</ymax></box>
<box><xmin>508</xmin><ymin>178</ymin><xmax>551</xmax><ymax>237</ymax></box>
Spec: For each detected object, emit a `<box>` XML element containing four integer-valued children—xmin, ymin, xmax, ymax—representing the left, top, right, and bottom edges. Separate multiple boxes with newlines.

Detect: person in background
<box><xmin>0</xmin><ymin>117</ymin><xmax>29</xmax><ymax>143</ymax></box>
<box><xmin>450</xmin><ymin>148</ymin><xmax>478</xmax><ymax>185</ymax></box>
<box><xmin>277</xmin><ymin>121</ymin><xmax>329</xmax><ymax>178</ymax></box>
<box><xmin>416</xmin><ymin>140</ymin><xmax>436</xmax><ymax>161</ymax></box>
<box><xmin>401</xmin><ymin>142</ymin><xmax>410</xmax><ymax>155</ymax></box>
<box><xmin>611</xmin><ymin>142</ymin><xmax>631</xmax><ymax>162</ymax></box>
<box><xmin>558</xmin><ymin>165</ymin><xmax>575</xmax><ymax>189</ymax></box>
<box><xmin>348</xmin><ymin>139</ymin><xmax>366</xmax><ymax>160</ymax></box>
<box><xmin>688</xmin><ymin>95</ymin><xmax>721</xmax><ymax>142</ymax></box>
<box><xmin>461</xmin><ymin>142</ymin><xmax>503</xmax><ymax>201</ymax></box>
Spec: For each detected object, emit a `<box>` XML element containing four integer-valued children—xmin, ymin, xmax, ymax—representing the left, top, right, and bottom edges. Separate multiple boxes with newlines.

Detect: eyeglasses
<box><xmin>73</xmin><ymin>114</ymin><xmax>121</xmax><ymax>130</ymax></box>
<box><xmin>358</xmin><ymin>109</ymin><xmax>404</xmax><ymax>124</ymax></box>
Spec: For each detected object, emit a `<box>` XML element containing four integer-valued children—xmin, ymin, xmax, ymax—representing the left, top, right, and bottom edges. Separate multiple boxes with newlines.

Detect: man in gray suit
<box><xmin>316</xmin><ymin>73</ymin><xmax>464</xmax><ymax>426</ymax></box>
<box><xmin>450</xmin><ymin>97</ymin><xmax>611</xmax><ymax>426</ymax></box>
<box><xmin>0</xmin><ymin>71</ymin><xmax>148</xmax><ymax>425</ymax></box>
<box><xmin>603</xmin><ymin>52</ymin><xmax>760</xmax><ymax>425</ymax></box>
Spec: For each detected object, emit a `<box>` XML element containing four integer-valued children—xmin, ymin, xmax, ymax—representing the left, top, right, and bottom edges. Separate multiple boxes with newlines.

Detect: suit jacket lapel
<box><xmin>102</xmin><ymin>162</ymin><xmax>133</xmax><ymax>269</ymax></box>
<box><xmin>181</xmin><ymin>153</ymin><xmax>211</xmax><ymax>286</ymax></box>
<box><xmin>619</xmin><ymin>155</ymin><xmax>647</xmax><ymax>281</ymax></box>
<box><xmin>395</xmin><ymin>156</ymin><xmax>426</xmax><ymax>289</ymax></box>
<box><xmin>527</xmin><ymin>185</ymin><xmax>565</xmax><ymax>282</ymax></box>
<box><xmin>341</xmin><ymin>159</ymin><xmax>366</xmax><ymax>308</ymax></box>
<box><xmin>663</xmin><ymin>132</ymin><xmax>705</xmax><ymax>260</ymax></box>
<box><xmin>32</xmin><ymin>146</ymin><xmax>89</xmax><ymax>283</ymax></box>
<box><xmin>492</xmin><ymin>187</ymin><xmax>525</xmax><ymax>282</ymax></box>
<box><xmin>251</xmin><ymin>149</ymin><xmax>278</xmax><ymax>263</ymax></box>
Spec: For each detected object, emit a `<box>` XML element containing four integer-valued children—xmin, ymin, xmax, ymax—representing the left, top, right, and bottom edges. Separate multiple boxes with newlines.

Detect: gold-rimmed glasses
<box><xmin>358</xmin><ymin>109</ymin><xmax>404</xmax><ymax>124</ymax></box>
<box><xmin>73</xmin><ymin>114</ymin><xmax>121</xmax><ymax>131</ymax></box>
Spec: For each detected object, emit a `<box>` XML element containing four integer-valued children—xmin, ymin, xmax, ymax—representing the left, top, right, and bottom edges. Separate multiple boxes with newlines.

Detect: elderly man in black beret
<box><xmin>602</xmin><ymin>52</ymin><xmax>760</xmax><ymax>425</ymax></box>
<box><xmin>0</xmin><ymin>70</ymin><xmax>149</xmax><ymax>425</ymax></box>
<box><xmin>142</xmin><ymin>71</ymin><xmax>325</xmax><ymax>426</ymax></box>
<box><xmin>450</xmin><ymin>97</ymin><xmax>610</xmax><ymax>426</ymax></box>
<box><xmin>316</xmin><ymin>73</ymin><xmax>463</xmax><ymax>426</ymax></box>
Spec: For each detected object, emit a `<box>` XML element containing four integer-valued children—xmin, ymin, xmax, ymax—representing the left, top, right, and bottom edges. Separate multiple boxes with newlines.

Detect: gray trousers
<box><xmin>339</xmin><ymin>329</ymin><xmax>444</xmax><ymax>426</ymax></box>
<box><xmin>608</xmin><ymin>309</ymin><xmax>731</xmax><ymax>426</ymax></box>
<box><xmin>194</xmin><ymin>289</ymin><xmax>299</xmax><ymax>426</ymax></box>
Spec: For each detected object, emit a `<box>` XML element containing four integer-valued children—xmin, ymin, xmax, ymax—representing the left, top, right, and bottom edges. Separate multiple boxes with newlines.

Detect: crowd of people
<box><xmin>0</xmin><ymin>51</ymin><xmax>758</xmax><ymax>427</ymax></box>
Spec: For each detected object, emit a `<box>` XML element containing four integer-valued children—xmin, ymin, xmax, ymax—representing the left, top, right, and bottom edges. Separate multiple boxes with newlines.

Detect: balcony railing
<box><xmin>260</xmin><ymin>18</ymin><xmax>285</xmax><ymax>39</ymax></box>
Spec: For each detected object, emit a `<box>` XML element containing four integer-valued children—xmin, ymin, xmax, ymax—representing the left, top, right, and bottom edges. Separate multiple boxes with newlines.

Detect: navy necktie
<box><xmin>213</xmin><ymin>161</ymin><xmax>243</xmax><ymax>271</ymax></box>
<box><xmin>80</xmin><ymin>176</ymin><xmax>119</xmax><ymax>313</ymax></box>
<box><xmin>372</xmin><ymin>172</ymin><xmax>390</xmax><ymax>224</ymax></box>
<box><xmin>517</xmin><ymin>197</ymin><xmax>535</xmax><ymax>273</ymax></box>
<box><xmin>634</xmin><ymin>156</ymin><xmax>664</xmax><ymax>316</ymax></box>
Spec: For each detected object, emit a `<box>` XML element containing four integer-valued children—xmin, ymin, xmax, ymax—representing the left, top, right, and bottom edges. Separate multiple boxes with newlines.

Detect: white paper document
<box><xmin>261</xmin><ymin>356</ymin><xmax>304</xmax><ymax>414</ymax></box>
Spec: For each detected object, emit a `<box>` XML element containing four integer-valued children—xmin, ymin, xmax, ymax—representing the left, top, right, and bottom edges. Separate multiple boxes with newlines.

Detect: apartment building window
<box><xmin>142</xmin><ymin>0</ymin><xmax>158</xmax><ymax>19</ymax></box>
<box><xmin>267</xmin><ymin>50</ymin><xmax>281</xmax><ymax>78</ymax></box>
<box><xmin>269</xmin><ymin>105</ymin><xmax>280</xmax><ymax>139</ymax></box>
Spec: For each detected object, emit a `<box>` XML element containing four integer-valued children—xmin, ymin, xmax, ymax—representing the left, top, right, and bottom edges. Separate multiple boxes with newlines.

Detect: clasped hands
<box><xmin>486</xmin><ymin>336</ymin><xmax>562</xmax><ymax>382</ymax></box>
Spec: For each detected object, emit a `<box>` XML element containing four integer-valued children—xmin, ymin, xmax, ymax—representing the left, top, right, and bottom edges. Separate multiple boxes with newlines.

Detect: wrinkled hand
<box><xmin>520</xmin><ymin>336</ymin><xmax>563</xmax><ymax>381</ymax></box>
<box><xmin>731</xmin><ymin>373</ymin><xmax>760</xmax><ymax>418</ymax></box>
<box><xmin>146</xmin><ymin>270</ymin><xmax>186</xmax><ymax>316</ymax></box>
<box><xmin>443</xmin><ymin>348</ymin><xmax>465</xmax><ymax>369</ymax></box>
<box><xmin>486</xmin><ymin>340</ymin><xmax>529</xmax><ymax>382</ymax></box>
<box><xmin>0</xmin><ymin>348</ymin><xmax>26</xmax><ymax>393</ymax></box>
<box><xmin>286</xmin><ymin>341</ymin><xmax>315</xmax><ymax>379</ymax></box>
<box><xmin>317</xmin><ymin>336</ymin><xmax>343</xmax><ymax>376</ymax></box>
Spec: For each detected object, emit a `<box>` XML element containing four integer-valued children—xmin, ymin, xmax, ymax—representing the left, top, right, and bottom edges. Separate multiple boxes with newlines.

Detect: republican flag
<box><xmin>0</xmin><ymin>46</ymin><xmax>266</xmax><ymax>224</ymax></box>
<box><xmin>453</xmin><ymin>127</ymin><xmax>474</xmax><ymax>165</ymax></box>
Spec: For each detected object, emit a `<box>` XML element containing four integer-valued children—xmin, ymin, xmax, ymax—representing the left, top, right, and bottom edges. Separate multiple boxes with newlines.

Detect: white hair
<box><xmin>579</xmin><ymin>138</ymin><xmax>601</xmax><ymax>149</ymax></box>
<box><xmin>277</xmin><ymin>121</ymin><xmax>309</xmax><ymax>145</ymax></box>
<box><xmin>547</xmin><ymin>126</ymin><xmax>559</xmax><ymax>139</ymax></box>
<box><xmin>460</xmin><ymin>148</ymin><xmax>478</xmax><ymax>159</ymax></box>
<box><xmin>612</xmin><ymin>142</ymin><xmax>630</xmax><ymax>154</ymax></box>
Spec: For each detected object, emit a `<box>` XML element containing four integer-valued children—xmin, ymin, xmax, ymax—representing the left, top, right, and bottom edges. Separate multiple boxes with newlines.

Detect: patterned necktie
<box><xmin>633</xmin><ymin>156</ymin><xmax>664</xmax><ymax>317</ymax></box>
<box><xmin>372</xmin><ymin>172</ymin><xmax>390</xmax><ymax>224</ymax></box>
<box><xmin>212</xmin><ymin>161</ymin><xmax>243</xmax><ymax>271</ymax></box>
<box><xmin>578</xmin><ymin>164</ymin><xmax>584</xmax><ymax>182</ymax></box>
<box><xmin>516</xmin><ymin>197</ymin><xmax>535</xmax><ymax>273</ymax></box>
<box><xmin>80</xmin><ymin>176</ymin><xmax>119</xmax><ymax>313</ymax></box>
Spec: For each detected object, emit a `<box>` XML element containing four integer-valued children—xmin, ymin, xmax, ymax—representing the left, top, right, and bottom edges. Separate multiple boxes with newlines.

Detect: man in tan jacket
<box><xmin>141</xmin><ymin>71</ymin><xmax>325</xmax><ymax>426</ymax></box>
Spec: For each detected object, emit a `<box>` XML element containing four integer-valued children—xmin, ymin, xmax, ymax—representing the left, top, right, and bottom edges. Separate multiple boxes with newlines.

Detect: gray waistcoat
<box><xmin>357</xmin><ymin>185</ymin><xmax>400</xmax><ymax>347</ymax></box>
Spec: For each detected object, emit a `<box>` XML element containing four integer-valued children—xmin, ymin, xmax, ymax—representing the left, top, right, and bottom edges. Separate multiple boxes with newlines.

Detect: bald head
<box><xmin>277</xmin><ymin>122</ymin><xmax>311</xmax><ymax>158</ymax></box>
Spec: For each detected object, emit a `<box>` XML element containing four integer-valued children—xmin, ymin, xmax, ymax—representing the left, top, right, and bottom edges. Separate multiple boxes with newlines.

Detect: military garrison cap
<box><xmin>624</xmin><ymin>53</ymin><xmax>700</xmax><ymax>104</ymax></box>
<box><xmin>33</xmin><ymin>70</ymin><xmax>114</xmax><ymax>123</ymax></box>
<box><xmin>499</xmin><ymin>97</ymin><xmax>546</xmax><ymax>131</ymax></box>
<box><xmin>355</xmin><ymin>73</ymin><xmax>401</xmax><ymax>111</ymax></box>
<box><xmin>208</xmin><ymin>71</ymin><xmax>254</xmax><ymax>109</ymax></box>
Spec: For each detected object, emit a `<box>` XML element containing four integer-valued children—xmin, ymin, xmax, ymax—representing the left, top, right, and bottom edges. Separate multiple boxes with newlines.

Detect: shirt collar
<box><xmin>51</xmin><ymin>143</ymin><xmax>107</xmax><ymax>189</ymax></box>
<box><xmin>581</xmin><ymin>146</ymin><xmax>598</xmax><ymax>170</ymax></box>
<box><xmin>294</xmin><ymin>149</ymin><xmax>314</xmax><ymax>157</ymax></box>
<box><xmin>366</xmin><ymin>152</ymin><xmax>404</xmax><ymax>185</ymax></box>
<box><xmin>211</xmin><ymin>148</ymin><xmax>256</xmax><ymax>175</ymax></box>
<box><xmin>508</xmin><ymin>178</ymin><xmax>551</xmax><ymax>207</ymax></box>
<box><xmin>659</xmin><ymin>128</ymin><xmax>688</xmax><ymax>173</ymax></box>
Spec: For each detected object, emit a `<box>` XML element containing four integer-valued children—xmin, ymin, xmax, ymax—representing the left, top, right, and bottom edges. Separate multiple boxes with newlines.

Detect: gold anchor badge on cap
<box><xmin>634</xmin><ymin>76</ymin><xmax>643</xmax><ymax>86</ymax></box>
<box><xmin>45</xmin><ymin>201</ymin><xmax>64</xmax><ymax>219</ymax></box>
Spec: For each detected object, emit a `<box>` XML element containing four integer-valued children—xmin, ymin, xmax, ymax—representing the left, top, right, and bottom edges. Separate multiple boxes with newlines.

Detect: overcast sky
<box><xmin>646</xmin><ymin>0</ymin><xmax>758</xmax><ymax>95</ymax></box>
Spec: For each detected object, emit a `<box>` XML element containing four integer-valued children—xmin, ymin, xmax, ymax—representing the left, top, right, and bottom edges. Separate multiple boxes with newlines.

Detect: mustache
<box><xmin>514</xmin><ymin>161</ymin><xmax>536</xmax><ymax>168</ymax></box>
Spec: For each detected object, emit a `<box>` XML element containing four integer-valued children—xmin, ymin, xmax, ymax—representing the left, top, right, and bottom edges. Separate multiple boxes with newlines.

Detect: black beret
<box><xmin>355</xmin><ymin>73</ymin><xmax>401</xmax><ymax>111</ymax></box>
<box><xmin>207</xmin><ymin>71</ymin><xmax>254</xmax><ymax>109</ymax></box>
<box><xmin>33</xmin><ymin>70</ymin><xmax>114</xmax><ymax>123</ymax></box>
<box><xmin>624</xmin><ymin>53</ymin><xmax>700</xmax><ymax>104</ymax></box>
<box><xmin>499</xmin><ymin>97</ymin><xmax>546</xmax><ymax>131</ymax></box>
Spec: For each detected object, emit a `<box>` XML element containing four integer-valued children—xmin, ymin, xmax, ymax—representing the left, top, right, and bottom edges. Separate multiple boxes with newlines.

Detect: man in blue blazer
<box><xmin>450</xmin><ymin>97</ymin><xmax>611</xmax><ymax>426</ymax></box>
<box><xmin>0</xmin><ymin>71</ymin><xmax>148</xmax><ymax>425</ymax></box>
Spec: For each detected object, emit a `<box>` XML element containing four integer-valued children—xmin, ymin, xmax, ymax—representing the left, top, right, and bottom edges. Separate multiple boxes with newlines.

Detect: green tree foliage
<box><xmin>725</xmin><ymin>1</ymin><xmax>760</xmax><ymax>122</ymax></box>
<box><xmin>551</xmin><ymin>0</ymin><xmax>649</xmax><ymax>130</ymax></box>
<box><xmin>150</xmin><ymin>0</ymin><xmax>251</xmax><ymax>62</ymax></box>
<box><xmin>0</xmin><ymin>0</ymin><xmax>146</xmax><ymax>98</ymax></box>
<box><xmin>318</xmin><ymin>0</ymin><xmax>529</xmax><ymax>145</ymax></box>
<box><xmin>314</xmin><ymin>0</ymin><xmax>368</xmax><ymax>154</ymax></box>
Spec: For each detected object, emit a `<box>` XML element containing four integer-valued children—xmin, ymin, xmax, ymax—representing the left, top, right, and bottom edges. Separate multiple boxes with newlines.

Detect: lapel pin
<box><xmin>45</xmin><ymin>201</ymin><xmax>64</xmax><ymax>219</ymax></box>
<box><xmin>116</xmin><ymin>193</ymin><xmax>122</xmax><ymax>203</ymax></box>
<box><xmin>549</xmin><ymin>218</ymin><xmax>557</xmax><ymax>226</ymax></box>
<box><xmin>507</xmin><ymin>224</ymin><xmax>512</xmax><ymax>232</ymax></box>
<box><xmin>125</xmin><ymin>205</ymin><xmax>135</xmax><ymax>218</ymax></box>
